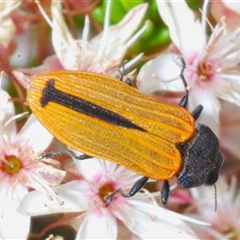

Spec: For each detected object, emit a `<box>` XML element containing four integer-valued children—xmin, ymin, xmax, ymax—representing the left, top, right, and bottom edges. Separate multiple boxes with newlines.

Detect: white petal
<box><xmin>16</xmin><ymin>114</ymin><xmax>53</xmax><ymax>152</ymax></box>
<box><xmin>108</xmin><ymin>163</ymin><xmax>143</xmax><ymax>188</ymax></box>
<box><xmin>156</xmin><ymin>0</ymin><xmax>206</xmax><ymax>55</ymax></box>
<box><xmin>50</xmin><ymin>2</ymin><xmax>147</xmax><ymax>72</ymax></box>
<box><xmin>190</xmin><ymin>176</ymin><xmax>229</xmax><ymax>218</ymax></box>
<box><xmin>0</xmin><ymin>89</ymin><xmax>16</xmax><ymax>138</ymax></box>
<box><xmin>0</xmin><ymin>1</ymin><xmax>20</xmax><ymax>18</ymax></box>
<box><xmin>220</xmin><ymin>100</ymin><xmax>240</xmax><ymax>159</ymax></box>
<box><xmin>0</xmin><ymin>17</ymin><xmax>16</xmax><ymax>47</ymax></box>
<box><xmin>188</xmin><ymin>86</ymin><xmax>221</xmax><ymax>137</ymax></box>
<box><xmin>18</xmin><ymin>180</ymin><xmax>93</xmax><ymax>216</ymax></box>
<box><xmin>0</xmin><ymin>183</ymin><xmax>28</xmax><ymax>207</ymax></box>
<box><xmin>0</xmin><ymin>89</ymin><xmax>14</xmax><ymax>121</ymax></box>
<box><xmin>71</xmin><ymin>151</ymin><xmax>105</xmax><ymax>180</ymax></box>
<box><xmin>190</xmin><ymin>185</ymin><xmax>214</xmax><ymax>207</ymax></box>
<box><xmin>0</xmin><ymin>202</ymin><xmax>30</xmax><ymax>239</ymax></box>
<box><xmin>115</xmin><ymin>200</ymin><xmax>202</xmax><ymax>239</ymax></box>
<box><xmin>137</xmin><ymin>53</ymin><xmax>185</xmax><ymax>94</ymax></box>
<box><xmin>214</xmin><ymin>73</ymin><xmax>240</xmax><ymax>106</ymax></box>
<box><xmin>72</xmin><ymin>152</ymin><xmax>141</xmax><ymax>186</ymax></box>
<box><xmin>0</xmin><ymin>186</ymin><xmax>30</xmax><ymax>239</ymax></box>
<box><xmin>28</xmin><ymin>165</ymin><xmax>66</xmax><ymax>188</ymax></box>
<box><xmin>50</xmin><ymin>2</ymin><xmax>80</xmax><ymax>70</ymax></box>
<box><xmin>91</xmin><ymin>3</ymin><xmax>148</xmax><ymax>61</ymax></box>
<box><xmin>12</xmin><ymin>70</ymin><xmax>31</xmax><ymax>89</ymax></box>
<box><xmin>221</xmin><ymin>1</ymin><xmax>240</xmax><ymax>14</ymax></box>
<box><xmin>76</xmin><ymin>209</ymin><xmax>117</xmax><ymax>239</ymax></box>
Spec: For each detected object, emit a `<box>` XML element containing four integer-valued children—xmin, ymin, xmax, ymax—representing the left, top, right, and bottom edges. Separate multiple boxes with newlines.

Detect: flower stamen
<box><xmin>0</xmin><ymin>155</ymin><xmax>12</xmax><ymax>166</ymax></box>
<box><xmin>3</xmin><ymin>111</ymin><xmax>28</xmax><ymax>130</ymax></box>
<box><xmin>35</xmin><ymin>0</ymin><xmax>70</xmax><ymax>52</ymax></box>
<box><xmin>126</xmin><ymin>20</ymin><xmax>150</xmax><ymax>48</ymax></box>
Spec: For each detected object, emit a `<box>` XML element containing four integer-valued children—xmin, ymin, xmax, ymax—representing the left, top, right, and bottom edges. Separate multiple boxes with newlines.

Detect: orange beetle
<box><xmin>27</xmin><ymin>59</ymin><xmax>223</xmax><ymax>205</ymax></box>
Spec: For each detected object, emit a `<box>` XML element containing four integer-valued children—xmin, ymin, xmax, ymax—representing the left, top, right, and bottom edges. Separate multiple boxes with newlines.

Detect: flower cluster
<box><xmin>0</xmin><ymin>0</ymin><xmax>240</xmax><ymax>239</ymax></box>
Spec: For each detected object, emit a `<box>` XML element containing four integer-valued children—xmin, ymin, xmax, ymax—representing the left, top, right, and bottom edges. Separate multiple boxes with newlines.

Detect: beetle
<box><xmin>27</xmin><ymin>59</ymin><xmax>224</xmax><ymax>206</ymax></box>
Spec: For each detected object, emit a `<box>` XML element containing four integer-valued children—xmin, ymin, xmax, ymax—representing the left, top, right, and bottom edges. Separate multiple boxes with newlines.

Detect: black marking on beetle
<box><xmin>40</xmin><ymin>79</ymin><xmax>145</xmax><ymax>131</ymax></box>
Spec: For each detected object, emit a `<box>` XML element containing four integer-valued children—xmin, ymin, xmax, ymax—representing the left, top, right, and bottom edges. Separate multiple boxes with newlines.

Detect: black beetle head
<box><xmin>177</xmin><ymin>124</ymin><xmax>224</xmax><ymax>188</ymax></box>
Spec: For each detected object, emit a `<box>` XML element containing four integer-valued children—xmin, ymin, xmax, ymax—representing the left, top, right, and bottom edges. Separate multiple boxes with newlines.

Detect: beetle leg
<box><xmin>191</xmin><ymin>105</ymin><xmax>203</xmax><ymax>120</ymax></box>
<box><xmin>105</xmin><ymin>176</ymin><xmax>149</xmax><ymax>207</ymax></box>
<box><xmin>39</xmin><ymin>150</ymin><xmax>69</xmax><ymax>159</ymax></box>
<box><xmin>118</xmin><ymin>61</ymin><xmax>133</xmax><ymax>86</ymax></box>
<box><xmin>124</xmin><ymin>77</ymin><xmax>133</xmax><ymax>86</ymax></box>
<box><xmin>39</xmin><ymin>149</ymin><xmax>91</xmax><ymax>160</ymax></box>
<box><xmin>161</xmin><ymin>180</ymin><xmax>170</xmax><ymax>205</ymax></box>
<box><xmin>70</xmin><ymin>153</ymin><xmax>92</xmax><ymax>160</ymax></box>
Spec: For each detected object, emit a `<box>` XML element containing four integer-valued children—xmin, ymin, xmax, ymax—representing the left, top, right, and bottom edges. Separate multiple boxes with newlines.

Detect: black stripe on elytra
<box><xmin>40</xmin><ymin>79</ymin><xmax>145</xmax><ymax>131</ymax></box>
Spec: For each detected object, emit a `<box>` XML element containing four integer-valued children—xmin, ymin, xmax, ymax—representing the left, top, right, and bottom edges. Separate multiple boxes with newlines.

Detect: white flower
<box><xmin>211</xmin><ymin>1</ymin><xmax>240</xmax><ymax>30</ymax></box>
<box><xmin>18</xmin><ymin>156</ymin><xmax>207</xmax><ymax>239</ymax></box>
<box><xmin>187</xmin><ymin>176</ymin><xmax>240</xmax><ymax>239</ymax></box>
<box><xmin>219</xmin><ymin>100</ymin><xmax>240</xmax><ymax>158</ymax></box>
<box><xmin>0</xmin><ymin>90</ymin><xmax>65</xmax><ymax>239</ymax></box>
<box><xmin>137</xmin><ymin>0</ymin><xmax>240</xmax><ymax>137</ymax></box>
<box><xmin>45</xmin><ymin>234</ymin><xmax>64</xmax><ymax>240</ymax></box>
<box><xmin>0</xmin><ymin>89</ymin><xmax>14</xmax><ymax>125</ymax></box>
<box><xmin>0</xmin><ymin>1</ymin><xmax>20</xmax><ymax>48</ymax></box>
<box><xmin>36</xmin><ymin>0</ymin><xmax>148</xmax><ymax>76</ymax></box>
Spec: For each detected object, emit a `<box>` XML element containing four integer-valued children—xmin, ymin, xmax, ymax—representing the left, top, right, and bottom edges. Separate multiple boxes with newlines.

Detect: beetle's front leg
<box><xmin>161</xmin><ymin>180</ymin><xmax>170</xmax><ymax>205</ymax></box>
<box><xmin>105</xmin><ymin>176</ymin><xmax>149</xmax><ymax>207</ymax></box>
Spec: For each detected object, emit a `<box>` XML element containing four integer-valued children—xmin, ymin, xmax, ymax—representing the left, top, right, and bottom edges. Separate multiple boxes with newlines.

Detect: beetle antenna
<box><xmin>214</xmin><ymin>184</ymin><xmax>217</xmax><ymax>212</ymax></box>
<box><xmin>179</xmin><ymin>58</ymin><xmax>188</xmax><ymax>90</ymax></box>
<box><xmin>178</xmin><ymin>58</ymin><xmax>189</xmax><ymax>108</ymax></box>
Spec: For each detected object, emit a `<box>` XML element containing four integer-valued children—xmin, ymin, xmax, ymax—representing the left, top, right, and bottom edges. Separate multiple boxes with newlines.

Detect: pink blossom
<box><xmin>18</xmin><ymin>156</ymin><xmax>206</xmax><ymax>239</ymax></box>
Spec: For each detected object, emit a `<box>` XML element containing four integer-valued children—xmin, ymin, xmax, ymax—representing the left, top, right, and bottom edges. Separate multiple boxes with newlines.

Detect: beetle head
<box><xmin>177</xmin><ymin>124</ymin><xmax>224</xmax><ymax>188</ymax></box>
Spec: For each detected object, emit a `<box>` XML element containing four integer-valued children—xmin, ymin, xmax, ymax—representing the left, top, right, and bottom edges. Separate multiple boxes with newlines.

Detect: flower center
<box><xmin>98</xmin><ymin>182</ymin><xmax>115</xmax><ymax>203</ymax></box>
<box><xmin>197</xmin><ymin>62</ymin><xmax>212</xmax><ymax>80</ymax></box>
<box><xmin>197</xmin><ymin>59</ymin><xmax>215</xmax><ymax>81</ymax></box>
<box><xmin>3</xmin><ymin>155</ymin><xmax>22</xmax><ymax>174</ymax></box>
<box><xmin>222</xmin><ymin>228</ymin><xmax>239</xmax><ymax>240</ymax></box>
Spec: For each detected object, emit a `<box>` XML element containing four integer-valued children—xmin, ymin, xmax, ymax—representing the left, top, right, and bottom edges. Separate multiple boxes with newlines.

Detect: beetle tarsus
<box><xmin>161</xmin><ymin>180</ymin><xmax>170</xmax><ymax>205</ymax></box>
<box><xmin>104</xmin><ymin>189</ymin><xmax>125</xmax><ymax>207</ymax></box>
<box><xmin>105</xmin><ymin>176</ymin><xmax>149</xmax><ymax>207</ymax></box>
<box><xmin>72</xmin><ymin>153</ymin><xmax>92</xmax><ymax>160</ymax></box>
<box><xmin>124</xmin><ymin>77</ymin><xmax>133</xmax><ymax>86</ymax></box>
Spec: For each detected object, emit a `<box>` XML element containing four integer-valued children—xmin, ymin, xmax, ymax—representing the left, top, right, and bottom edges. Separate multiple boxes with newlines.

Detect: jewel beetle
<box><xmin>27</xmin><ymin>59</ymin><xmax>224</xmax><ymax>206</ymax></box>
